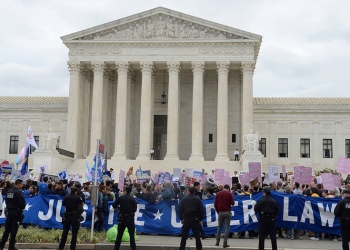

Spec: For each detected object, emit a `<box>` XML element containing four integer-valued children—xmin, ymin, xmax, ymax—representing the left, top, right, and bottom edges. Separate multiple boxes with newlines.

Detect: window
<box><xmin>30</xmin><ymin>136</ymin><xmax>39</xmax><ymax>153</ymax></box>
<box><xmin>323</xmin><ymin>139</ymin><xmax>333</xmax><ymax>158</ymax></box>
<box><xmin>259</xmin><ymin>138</ymin><xmax>266</xmax><ymax>157</ymax></box>
<box><xmin>300</xmin><ymin>139</ymin><xmax>310</xmax><ymax>158</ymax></box>
<box><xmin>346</xmin><ymin>139</ymin><xmax>350</xmax><ymax>158</ymax></box>
<box><xmin>278</xmin><ymin>138</ymin><xmax>288</xmax><ymax>157</ymax></box>
<box><xmin>232</xmin><ymin>134</ymin><xmax>236</xmax><ymax>143</ymax></box>
<box><xmin>209</xmin><ymin>134</ymin><xmax>213</xmax><ymax>143</ymax></box>
<box><xmin>9</xmin><ymin>136</ymin><xmax>19</xmax><ymax>154</ymax></box>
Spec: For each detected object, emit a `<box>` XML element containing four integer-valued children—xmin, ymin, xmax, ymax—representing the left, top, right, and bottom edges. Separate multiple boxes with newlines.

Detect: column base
<box><xmin>215</xmin><ymin>154</ymin><xmax>230</xmax><ymax>162</ymax></box>
<box><xmin>136</xmin><ymin>153</ymin><xmax>151</xmax><ymax>160</ymax></box>
<box><xmin>112</xmin><ymin>153</ymin><xmax>128</xmax><ymax>160</ymax></box>
<box><xmin>164</xmin><ymin>154</ymin><xmax>179</xmax><ymax>161</ymax></box>
<box><xmin>189</xmin><ymin>154</ymin><xmax>204</xmax><ymax>162</ymax></box>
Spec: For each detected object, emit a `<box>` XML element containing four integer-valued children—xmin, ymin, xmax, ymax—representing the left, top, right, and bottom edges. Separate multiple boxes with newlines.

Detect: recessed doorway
<box><xmin>153</xmin><ymin>115</ymin><xmax>167</xmax><ymax>160</ymax></box>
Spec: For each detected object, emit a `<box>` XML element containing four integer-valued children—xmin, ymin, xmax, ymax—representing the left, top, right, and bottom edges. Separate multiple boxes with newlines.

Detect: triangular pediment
<box><xmin>61</xmin><ymin>7</ymin><xmax>262</xmax><ymax>42</ymax></box>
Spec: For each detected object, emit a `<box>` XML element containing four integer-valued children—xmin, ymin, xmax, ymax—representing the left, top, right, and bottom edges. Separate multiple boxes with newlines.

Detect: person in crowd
<box><xmin>293</xmin><ymin>182</ymin><xmax>303</xmax><ymax>195</ymax></box>
<box><xmin>178</xmin><ymin>185</ymin><xmax>187</xmax><ymax>201</ymax></box>
<box><xmin>178</xmin><ymin>186</ymin><xmax>203</xmax><ymax>250</ymax></box>
<box><xmin>269</xmin><ymin>182</ymin><xmax>277</xmax><ymax>191</ymax></box>
<box><xmin>276</xmin><ymin>181</ymin><xmax>284</xmax><ymax>192</ymax></box>
<box><xmin>232</xmin><ymin>183</ymin><xmax>243</xmax><ymax>195</ymax></box>
<box><xmin>335</xmin><ymin>189</ymin><xmax>350</xmax><ymax>250</ymax></box>
<box><xmin>140</xmin><ymin>184</ymin><xmax>155</xmax><ymax>204</ymax></box>
<box><xmin>254</xmin><ymin>187</ymin><xmax>279</xmax><ymax>250</ymax></box>
<box><xmin>94</xmin><ymin>185</ymin><xmax>108</xmax><ymax>232</ymax></box>
<box><xmin>113</xmin><ymin>186</ymin><xmax>137</xmax><ymax>250</ymax></box>
<box><xmin>54</xmin><ymin>181</ymin><xmax>66</xmax><ymax>197</ymax></box>
<box><xmin>106</xmin><ymin>187</ymin><xmax>115</xmax><ymax>201</ymax></box>
<box><xmin>57</xmin><ymin>186</ymin><xmax>84</xmax><ymax>250</ymax></box>
<box><xmin>0</xmin><ymin>179</ymin><xmax>26</xmax><ymax>250</ymax></box>
<box><xmin>234</xmin><ymin>149</ymin><xmax>240</xmax><ymax>161</ymax></box>
<box><xmin>173</xmin><ymin>182</ymin><xmax>180</xmax><ymax>199</ymax></box>
<box><xmin>28</xmin><ymin>185</ymin><xmax>37</xmax><ymax>197</ymax></box>
<box><xmin>214</xmin><ymin>184</ymin><xmax>234</xmax><ymax>248</ymax></box>
<box><xmin>153</xmin><ymin>184</ymin><xmax>162</xmax><ymax>202</ymax></box>
<box><xmin>160</xmin><ymin>181</ymin><xmax>175</xmax><ymax>201</ymax></box>
<box><xmin>150</xmin><ymin>148</ymin><xmax>154</xmax><ymax>160</ymax></box>
<box><xmin>37</xmin><ymin>175</ymin><xmax>49</xmax><ymax>195</ymax></box>
<box><xmin>82</xmin><ymin>185</ymin><xmax>91</xmax><ymax>200</ymax></box>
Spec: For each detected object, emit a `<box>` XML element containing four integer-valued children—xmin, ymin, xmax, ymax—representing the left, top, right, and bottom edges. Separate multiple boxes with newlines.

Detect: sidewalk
<box><xmin>14</xmin><ymin>234</ymin><xmax>343</xmax><ymax>250</ymax></box>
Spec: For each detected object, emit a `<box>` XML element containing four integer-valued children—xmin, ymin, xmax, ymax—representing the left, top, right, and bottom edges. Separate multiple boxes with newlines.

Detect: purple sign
<box><xmin>215</xmin><ymin>168</ymin><xmax>225</xmax><ymax>184</ymax></box>
<box><xmin>321</xmin><ymin>173</ymin><xmax>334</xmax><ymax>190</ymax></box>
<box><xmin>248</xmin><ymin>162</ymin><xmax>262</xmax><ymax>184</ymax></box>
<box><xmin>337</xmin><ymin>158</ymin><xmax>350</xmax><ymax>174</ymax></box>
<box><xmin>239</xmin><ymin>173</ymin><xmax>251</xmax><ymax>187</ymax></box>
<box><xmin>294</xmin><ymin>166</ymin><xmax>312</xmax><ymax>184</ymax></box>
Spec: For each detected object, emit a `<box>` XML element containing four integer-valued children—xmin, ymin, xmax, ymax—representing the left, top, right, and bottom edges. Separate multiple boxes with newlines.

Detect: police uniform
<box><xmin>254</xmin><ymin>188</ymin><xmax>279</xmax><ymax>250</ymax></box>
<box><xmin>178</xmin><ymin>192</ymin><xmax>203</xmax><ymax>250</ymax></box>
<box><xmin>0</xmin><ymin>183</ymin><xmax>25</xmax><ymax>250</ymax></box>
<box><xmin>334</xmin><ymin>189</ymin><xmax>350</xmax><ymax>250</ymax></box>
<box><xmin>58</xmin><ymin>192</ymin><xmax>84</xmax><ymax>250</ymax></box>
<box><xmin>112</xmin><ymin>192</ymin><xmax>137</xmax><ymax>250</ymax></box>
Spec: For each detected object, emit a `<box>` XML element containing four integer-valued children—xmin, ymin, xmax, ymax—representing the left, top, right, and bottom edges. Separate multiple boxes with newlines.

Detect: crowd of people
<box><xmin>1</xmin><ymin>169</ymin><xmax>350</xmax><ymax>250</ymax></box>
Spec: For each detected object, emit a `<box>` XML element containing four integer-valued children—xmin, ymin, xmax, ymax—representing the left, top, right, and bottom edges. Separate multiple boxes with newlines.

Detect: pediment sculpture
<box><xmin>75</xmin><ymin>15</ymin><xmax>249</xmax><ymax>41</ymax></box>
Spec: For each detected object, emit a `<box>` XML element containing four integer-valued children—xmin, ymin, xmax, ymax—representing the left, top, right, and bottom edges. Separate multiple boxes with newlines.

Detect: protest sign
<box><xmin>337</xmin><ymin>157</ymin><xmax>350</xmax><ymax>174</ymax></box>
<box><xmin>248</xmin><ymin>162</ymin><xmax>262</xmax><ymax>184</ymax></box>
<box><xmin>58</xmin><ymin>170</ymin><xmax>68</xmax><ymax>180</ymax></box>
<box><xmin>173</xmin><ymin>168</ymin><xmax>181</xmax><ymax>179</ymax></box>
<box><xmin>268</xmin><ymin>165</ymin><xmax>280</xmax><ymax>183</ymax></box>
<box><xmin>135</xmin><ymin>170</ymin><xmax>151</xmax><ymax>183</ymax></box>
<box><xmin>193</xmin><ymin>171</ymin><xmax>202</xmax><ymax>179</ymax></box>
<box><xmin>215</xmin><ymin>169</ymin><xmax>225</xmax><ymax>184</ymax></box>
<box><xmin>38</xmin><ymin>165</ymin><xmax>48</xmax><ymax>173</ymax></box>
<box><xmin>118</xmin><ymin>170</ymin><xmax>125</xmax><ymax>190</ymax></box>
<box><xmin>185</xmin><ymin>168</ymin><xmax>194</xmax><ymax>177</ymax></box>
<box><xmin>0</xmin><ymin>164</ymin><xmax>14</xmax><ymax>176</ymax></box>
<box><xmin>282</xmin><ymin>165</ymin><xmax>286</xmax><ymax>177</ymax></box>
<box><xmin>250</xmin><ymin>177</ymin><xmax>259</xmax><ymax>187</ymax></box>
<box><xmin>239</xmin><ymin>173</ymin><xmax>251</xmax><ymax>187</ymax></box>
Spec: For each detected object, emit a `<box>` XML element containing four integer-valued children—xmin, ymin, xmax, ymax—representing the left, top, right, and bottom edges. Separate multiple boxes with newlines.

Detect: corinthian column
<box><xmin>241</xmin><ymin>61</ymin><xmax>255</xmax><ymax>143</ymax></box>
<box><xmin>164</xmin><ymin>61</ymin><xmax>181</xmax><ymax>161</ymax></box>
<box><xmin>89</xmin><ymin>61</ymin><xmax>105</xmax><ymax>156</ymax></box>
<box><xmin>136</xmin><ymin>62</ymin><xmax>154</xmax><ymax>160</ymax></box>
<box><xmin>66</xmin><ymin>60</ymin><xmax>81</xmax><ymax>156</ymax></box>
<box><xmin>189</xmin><ymin>61</ymin><xmax>205</xmax><ymax>161</ymax></box>
<box><xmin>113</xmin><ymin>62</ymin><xmax>129</xmax><ymax>160</ymax></box>
<box><xmin>215</xmin><ymin>61</ymin><xmax>230</xmax><ymax>161</ymax></box>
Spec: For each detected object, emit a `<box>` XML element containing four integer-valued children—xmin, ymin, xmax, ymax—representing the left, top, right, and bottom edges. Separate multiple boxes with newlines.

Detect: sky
<box><xmin>0</xmin><ymin>0</ymin><xmax>349</xmax><ymax>98</ymax></box>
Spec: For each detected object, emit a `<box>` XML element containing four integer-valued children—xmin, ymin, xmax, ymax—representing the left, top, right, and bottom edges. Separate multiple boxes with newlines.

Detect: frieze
<box><xmin>74</xmin><ymin>15</ymin><xmax>249</xmax><ymax>41</ymax></box>
<box><xmin>68</xmin><ymin>44</ymin><xmax>255</xmax><ymax>56</ymax></box>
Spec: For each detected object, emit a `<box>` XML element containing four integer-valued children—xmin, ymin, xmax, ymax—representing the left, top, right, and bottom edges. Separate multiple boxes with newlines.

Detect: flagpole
<box><xmin>90</xmin><ymin>138</ymin><xmax>99</xmax><ymax>240</ymax></box>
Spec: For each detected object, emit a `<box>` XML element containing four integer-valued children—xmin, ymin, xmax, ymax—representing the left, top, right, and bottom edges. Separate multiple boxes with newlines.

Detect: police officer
<box><xmin>113</xmin><ymin>185</ymin><xmax>137</xmax><ymax>250</ymax></box>
<box><xmin>0</xmin><ymin>179</ymin><xmax>25</xmax><ymax>250</ymax></box>
<box><xmin>254</xmin><ymin>187</ymin><xmax>279</xmax><ymax>250</ymax></box>
<box><xmin>58</xmin><ymin>186</ymin><xmax>84</xmax><ymax>250</ymax></box>
<box><xmin>178</xmin><ymin>186</ymin><xmax>203</xmax><ymax>250</ymax></box>
<box><xmin>334</xmin><ymin>189</ymin><xmax>350</xmax><ymax>250</ymax></box>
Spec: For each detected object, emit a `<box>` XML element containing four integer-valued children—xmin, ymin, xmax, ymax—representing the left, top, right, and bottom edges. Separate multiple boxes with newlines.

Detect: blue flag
<box><xmin>102</xmin><ymin>152</ymin><xmax>107</xmax><ymax>172</ymax></box>
<box><xmin>21</xmin><ymin>145</ymin><xmax>30</xmax><ymax>175</ymax></box>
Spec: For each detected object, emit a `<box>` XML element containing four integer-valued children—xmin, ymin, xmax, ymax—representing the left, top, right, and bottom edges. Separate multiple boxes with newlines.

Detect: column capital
<box><xmin>67</xmin><ymin>60</ymin><xmax>81</xmax><ymax>73</ymax></box>
<box><xmin>116</xmin><ymin>62</ymin><xmax>130</xmax><ymax>74</ymax></box>
<box><xmin>191</xmin><ymin>61</ymin><xmax>205</xmax><ymax>74</ymax></box>
<box><xmin>167</xmin><ymin>61</ymin><xmax>181</xmax><ymax>74</ymax></box>
<box><xmin>241</xmin><ymin>61</ymin><xmax>256</xmax><ymax>74</ymax></box>
<box><xmin>91</xmin><ymin>61</ymin><xmax>105</xmax><ymax>74</ymax></box>
<box><xmin>216</xmin><ymin>61</ymin><xmax>230</xmax><ymax>75</ymax></box>
<box><xmin>140</xmin><ymin>61</ymin><xmax>154</xmax><ymax>74</ymax></box>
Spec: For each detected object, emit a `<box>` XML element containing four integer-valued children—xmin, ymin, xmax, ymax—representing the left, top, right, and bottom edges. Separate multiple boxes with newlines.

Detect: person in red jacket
<box><xmin>214</xmin><ymin>184</ymin><xmax>235</xmax><ymax>248</ymax></box>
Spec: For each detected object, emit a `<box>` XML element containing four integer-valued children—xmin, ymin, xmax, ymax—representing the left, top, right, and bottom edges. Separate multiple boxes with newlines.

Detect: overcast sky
<box><xmin>0</xmin><ymin>0</ymin><xmax>349</xmax><ymax>97</ymax></box>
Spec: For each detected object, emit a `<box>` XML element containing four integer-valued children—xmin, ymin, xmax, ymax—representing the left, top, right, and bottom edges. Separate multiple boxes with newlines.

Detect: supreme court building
<box><xmin>1</xmin><ymin>7</ymin><xmax>350</xmax><ymax>176</ymax></box>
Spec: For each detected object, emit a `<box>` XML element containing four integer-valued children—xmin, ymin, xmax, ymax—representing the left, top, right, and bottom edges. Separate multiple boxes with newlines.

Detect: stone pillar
<box><xmin>113</xmin><ymin>62</ymin><xmax>129</xmax><ymax>160</ymax></box>
<box><xmin>189</xmin><ymin>61</ymin><xmax>205</xmax><ymax>161</ymax></box>
<box><xmin>66</xmin><ymin>60</ymin><xmax>81</xmax><ymax>156</ymax></box>
<box><xmin>312</xmin><ymin>121</ymin><xmax>320</xmax><ymax>168</ymax></box>
<box><xmin>241</xmin><ymin>61</ymin><xmax>255</xmax><ymax>145</ymax></box>
<box><xmin>136</xmin><ymin>62</ymin><xmax>154</xmax><ymax>160</ymax></box>
<box><xmin>215</xmin><ymin>61</ymin><xmax>230</xmax><ymax>161</ymax></box>
<box><xmin>165</xmin><ymin>61</ymin><xmax>181</xmax><ymax>160</ymax></box>
<box><xmin>89</xmin><ymin>61</ymin><xmax>105</xmax><ymax>156</ymax></box>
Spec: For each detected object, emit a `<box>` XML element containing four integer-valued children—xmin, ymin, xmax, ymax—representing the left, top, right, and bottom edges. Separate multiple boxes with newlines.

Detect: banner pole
<box><xmin>90</xmin><ymin>138</ymin><xmax>99</xmax><ymax>240</ymax></box>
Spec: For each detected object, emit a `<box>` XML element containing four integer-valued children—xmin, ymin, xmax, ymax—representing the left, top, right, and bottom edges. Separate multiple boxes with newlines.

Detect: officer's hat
<box><xmin>343</xmin><ymin>189</ymin><xmax>350</xmax><ymax>195</ymax></box>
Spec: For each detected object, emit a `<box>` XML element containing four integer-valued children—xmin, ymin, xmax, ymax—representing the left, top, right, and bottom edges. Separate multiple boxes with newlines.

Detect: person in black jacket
<box><xmin>178</xmin><ymin>186</ymin><xmax>203</xmax><ymax>250</ymax></box>
<box><xmin>334</xmin><ymin>189</ymin><xmax>350</xmax><ymax>250</ymax></box>
<box><xmin>54</xmin><ymin>181</ymin><xmax>66</xmax><ymax>197</ymax></box>
<box><xmin>140</xmin><ymin>184</ymin><xmax>155</xmax><ymax>204</ymax></box>
<box><xmin>0</xmin><ymin>179</ymin><xmax>26</xmax><ymax>250</ymax></box>
<box><xmin>254</xmin><ymin>188</ymin><xmax>279</xmax><ymax>250</ymax></box>
<box><xmin>113</xmin><ymin>185</ymin><xmax>137</xmax><ymax>250</ymax></box>
<box><xmin>58</xmin><ymin>186</ymin><xmax>84</xmax><ymax>250</ymax></box>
